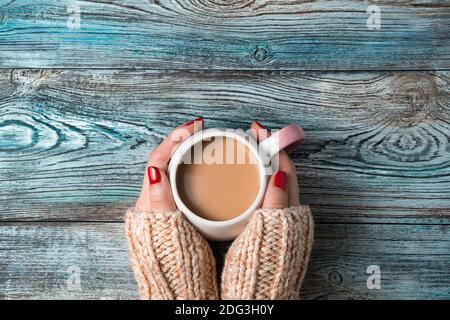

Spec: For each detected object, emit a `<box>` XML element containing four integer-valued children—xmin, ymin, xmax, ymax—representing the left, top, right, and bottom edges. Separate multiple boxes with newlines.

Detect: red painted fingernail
<box><xmin>183</xmin><ymin>117</ymin><xmax>203</xmax><ymax>127</ymax></box>
<box><xmin>147</xmin><ymin>166</ymin><xmax>161</xmax><ymax>185</ymax></box>
<box><xmin>253</xmin><ymin>120</ymin><xmax>265</xmax><ymax>129</ymax></box>
<box><xmin>273</xmin><ymin>170</ymin><xmax>287</xmax><ymax>191</ymax></box>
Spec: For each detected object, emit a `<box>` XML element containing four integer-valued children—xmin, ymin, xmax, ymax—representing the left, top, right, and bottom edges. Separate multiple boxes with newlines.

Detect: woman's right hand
<box><xmin>251</xmin><ymin>121</ymin><xmax>301</xmax><ymax>210</ymax></box>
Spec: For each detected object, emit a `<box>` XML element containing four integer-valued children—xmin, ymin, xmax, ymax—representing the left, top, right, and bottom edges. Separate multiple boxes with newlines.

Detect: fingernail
<box><xmin>183</xmin><ymin>117</ymin><xmax>203</xmax><ymax>127</ymax></box>
<box><xmin>148</xmin><ymin>166</ymin><xmax>161</xmax><ymax>185</ymax></box>
<box><xmin>273</xmin><ymin>170</ymin><xmax>287</xmax><ymax>191</ymax></box>
<box><xmin>253</xmin><ymin>120</ymin><xmax>265</xmax><ymax>129</ymax></box>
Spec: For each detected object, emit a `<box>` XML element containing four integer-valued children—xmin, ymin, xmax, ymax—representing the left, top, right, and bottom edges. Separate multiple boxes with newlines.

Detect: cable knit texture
<box><xmin>125</xmin><ymin>209</ymin><xmax>219</xmax><ymax>300</ymax></box>
<box><xmin>221</xmin><ymin>205</ymin><xmax>314</xmax><ymax>300</ymax></box>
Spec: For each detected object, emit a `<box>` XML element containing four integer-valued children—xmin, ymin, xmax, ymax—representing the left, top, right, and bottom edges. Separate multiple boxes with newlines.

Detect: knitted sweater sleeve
<box><xmin>221</xmin><ymin>205</ymin><xmax>314</xmax><ymax>300</ymax></box>
<box><xmin>125</xmin><ymin>209</ymin><xmax>218</xmax><ymax>300</ymax></box>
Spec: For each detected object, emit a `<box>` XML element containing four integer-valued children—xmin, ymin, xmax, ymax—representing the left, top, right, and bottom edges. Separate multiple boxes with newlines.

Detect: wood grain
<box><xmin>0</xmin><ymin>0</ymin><xmax>448</xmax><ymax>301</ymax></box>
<box><xmin>0</xmin><ymin>69</ymin><xmax>449</xmax><ymax>223</ymax></box>
<box><xmin>0</xmin><ymin>222</ymin><xmax>448</xmax><ymax>299</ymax></box>
<box><xmin>0</xmin><ymin>0</ymin><xmax>448</xmax><ymax>70</ymax></box>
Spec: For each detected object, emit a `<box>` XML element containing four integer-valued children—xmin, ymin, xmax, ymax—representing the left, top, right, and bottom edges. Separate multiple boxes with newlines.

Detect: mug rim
<box><xmin>168</xmin><ymin>128</ymin><xmax>267</xmax><ymax>227</ymax></box>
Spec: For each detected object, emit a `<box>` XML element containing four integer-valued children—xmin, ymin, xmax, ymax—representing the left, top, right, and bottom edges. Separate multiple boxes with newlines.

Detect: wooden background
<box><xmin>0</xmin><ymin>0</ymin><xmax>449</xmax><ymax>299</ymax></box>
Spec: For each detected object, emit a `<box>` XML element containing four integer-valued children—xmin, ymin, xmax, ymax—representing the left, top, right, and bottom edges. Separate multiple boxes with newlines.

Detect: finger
<box><xmin>251</xmin><ymin>120</ymin><xmax>300</xmax><ymax>206</ymax></box>
<box><xmin>147</xmin><ymin>166</ymin><xmax>176</xmax><ymax>212</ymax></box>
<box><xmin>262</xmin><ymin>170</ymin><xmax>288</xmax><ymax>209</ymax></box>
<box><xmin>136</xmin><ymin>117</ymin><xmax>203</xmax><ymax>212</ymax></box>
<box><xmin>250</xmin><ymin>121</ymin><xmax>269</xmax><ymax>142</ymax></box>
<box><xmin>148</xmin><ymin>117</ymin><xmax>204</xmax><ymax>171</ymax></box>
<box><xmin>278</xmin><ymin>150</ymin><xmax>300</xmax><ymax>206</ymax></box>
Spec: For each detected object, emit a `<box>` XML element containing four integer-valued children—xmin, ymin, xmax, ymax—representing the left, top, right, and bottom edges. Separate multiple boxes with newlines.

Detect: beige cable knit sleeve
<box><xmin>125</xmin><ymin>209</ymin><xmax>219</xmax><ymax>300</ymax></box>
<box><xmin>221</xmin><ymin>205</ymin><xmax>314</xmax><ymax>300</ymax></box>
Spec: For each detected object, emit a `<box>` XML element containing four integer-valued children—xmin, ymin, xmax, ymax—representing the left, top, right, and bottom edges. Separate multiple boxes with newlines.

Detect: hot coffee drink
<box><xmin>176</xmin><ymin>137</ymin><xmax>260</xmax><ymax>221</ymax></box>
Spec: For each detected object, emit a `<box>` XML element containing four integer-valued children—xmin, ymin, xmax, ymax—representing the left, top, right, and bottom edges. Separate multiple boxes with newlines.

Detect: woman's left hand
<box><xmin>134</xmin><ymin>118</ymin><xmax>203</xmax><ymax>213</ymax></box>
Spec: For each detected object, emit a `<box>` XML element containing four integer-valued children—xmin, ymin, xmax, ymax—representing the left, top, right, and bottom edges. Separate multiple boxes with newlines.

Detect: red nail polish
<box><xmin>273</xmin><ymin>170</ymin><xmax>287</xmax><ymax>191</ymax></box>
<box><xmin>183</xmin><ymin>117</ymin><xmax>203</xmax><ymax>127</ymax></box>
<box><xmin>148</xmin><ymin>166</ymin><xmax>161</xmax><ymax>185</ymax></box>
<box><xmin>253</xmin><ymin>121</ymin><xmax>265</xmax><ymax>129</ymax></box>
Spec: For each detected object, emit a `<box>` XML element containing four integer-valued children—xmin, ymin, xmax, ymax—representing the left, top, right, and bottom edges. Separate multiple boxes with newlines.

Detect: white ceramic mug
<box><xmin>168</xmin><ymin>124</ymin><xmax>304</xmax><ymax>241</ymax></box>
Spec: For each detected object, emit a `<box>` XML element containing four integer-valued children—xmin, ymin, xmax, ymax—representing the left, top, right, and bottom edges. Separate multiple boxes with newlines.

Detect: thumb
<box><xmin>147</xmin><ymin>166</ymin><xmax>177</xmax><ymax>213</ymax></box>
<box><xmin>262</xmin><ymin>170</ymin><xmax>288</xmax><ymax>209</ymax></box>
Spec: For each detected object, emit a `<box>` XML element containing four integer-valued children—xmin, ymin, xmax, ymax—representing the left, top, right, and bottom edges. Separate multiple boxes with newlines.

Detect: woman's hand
<box><xmin>134</xmin><ymin>117</ymin><xmax>203</xmax><ymax>213</ymax></box>
<box><xmin>251</xmin><ymin>121</ymin><xmax>300</xmax><ymax>209</ymax></box>
<box><xmin>222</xmin><ymin>122</ymin><xmax>310</xmax><ymax>300</ymax></box>
<box><xmin>127</xmin><ymin>117</ymin><xmax>219</xmax><ymax>300</ymax></box>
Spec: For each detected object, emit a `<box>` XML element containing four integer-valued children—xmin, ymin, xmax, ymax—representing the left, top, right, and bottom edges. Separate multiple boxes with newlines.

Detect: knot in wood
<box><xmin>0</xmin><ymin>11</ymin><xmax>6</xmax><ymax>25</ymax></box>
<box><xmin>328</xmin><ymin>270</ymin><xmax>343</xmax><ymax>285</ymax></box>
<box><xmin>390</xmin><ymin>74</ymin><xmax>438</xmax><ymax>125</ymax></box>
<box><xmin>253</xmin><ymin>47</ymin><xmax>269</xmax><ymax>63</ymax></box>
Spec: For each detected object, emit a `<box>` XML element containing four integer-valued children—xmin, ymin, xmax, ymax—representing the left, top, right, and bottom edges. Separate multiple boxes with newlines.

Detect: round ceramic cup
<box><xmin>168</xmin><ymin>124</ymin><xmax>304</xmax><ymax>240</ymax></box>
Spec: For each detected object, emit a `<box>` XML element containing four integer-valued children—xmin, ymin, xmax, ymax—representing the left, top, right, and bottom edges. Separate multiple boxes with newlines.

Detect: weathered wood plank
<box><xmin>0</xmin><ymin>69</ymin><xmax>449</xmax><ymax>223</ymax></box>
<box><xmin>0</xmin><ymin>222</ymin><xmax>448</xmax><ymax>299</ymax></box>
<box><xmin>0</xmin><ymin>0</ymin><xmax>449</xmax><ymax>70</ymax></box>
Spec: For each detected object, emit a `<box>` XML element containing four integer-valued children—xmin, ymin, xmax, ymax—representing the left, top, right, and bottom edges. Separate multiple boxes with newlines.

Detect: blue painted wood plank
<box><xmin>0</xmin><ymin>222</ymin><xmax>448</xmax><ymax>299</ymax></box>
<box><xmin>0</xmin><ymin>0</ymin><xmax>448</xmax><ymax>69</ymax></box>
<box><xmin>0</xmin><ymin>69</ymin><xmax>448</xmax><ymax>223</ymax></box>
